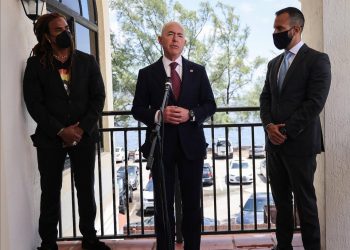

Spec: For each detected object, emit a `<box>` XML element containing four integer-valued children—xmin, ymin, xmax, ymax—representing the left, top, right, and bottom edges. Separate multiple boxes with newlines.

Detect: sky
<box><xmin>109</xmin><ymin>0</ymin><xmax>300</xmax><ymax>62</ymax></box>
<box><xmin>174</xmin><ymin>0</ymin><xmax>301</xmax><ymax>61</ymax></box>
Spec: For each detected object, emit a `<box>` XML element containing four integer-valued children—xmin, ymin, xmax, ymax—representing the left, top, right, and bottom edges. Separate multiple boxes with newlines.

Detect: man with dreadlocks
<box><xmin>23</xmin><ymin>13</ymin><xmax>109</xmax><ymax>250</ymax></box>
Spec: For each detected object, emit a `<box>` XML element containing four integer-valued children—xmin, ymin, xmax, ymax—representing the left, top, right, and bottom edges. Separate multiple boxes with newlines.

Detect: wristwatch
<box><xmin>189</xmin><ymin>109</ymin><xmax>195</xmax><ymax>122</ymax></box>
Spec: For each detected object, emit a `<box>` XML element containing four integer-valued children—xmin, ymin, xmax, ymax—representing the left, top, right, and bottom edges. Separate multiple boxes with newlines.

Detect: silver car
<box><xmin>142</xmin><ymin>178</ymin><xmax>154</xmax><ymax>214</ymax></box>
<box><xmin>214</xmin><ymin>138</ymin><xmax>233</xmax><ymax>158</ymax></box>
<box><xmin>117</xmin><ymin>165</ymin><xmax>139</xmax><ymax>190</ymax></box>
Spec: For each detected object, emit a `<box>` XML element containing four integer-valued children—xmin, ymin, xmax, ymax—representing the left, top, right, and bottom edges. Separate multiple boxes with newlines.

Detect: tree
<box><xmin>109</xmin><ymin>0</ymin><xmax>266</xmax><ymax>125</ymax></box>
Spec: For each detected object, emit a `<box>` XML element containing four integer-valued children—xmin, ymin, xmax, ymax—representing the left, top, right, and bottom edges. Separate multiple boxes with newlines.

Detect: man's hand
<box><xmin>267</xmin><ymin>123</ymin><xmax>287</xmax><ymax>145</ymax></box>
<box><xmin>163</xmin><ymin>106</ymin><xmax>190</xmax><ymax>124</ymax></box>
<box><xmin>58</xmin><ymin>122</ymin><xmax>83</xmax><ymax>146</ymax></box>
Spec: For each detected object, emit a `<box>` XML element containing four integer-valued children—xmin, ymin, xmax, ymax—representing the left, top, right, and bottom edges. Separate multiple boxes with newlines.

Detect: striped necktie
<box><xmin>170</xmin><ymin>62</ymin><xmax>181</xmax><ymax>100</ymax></box>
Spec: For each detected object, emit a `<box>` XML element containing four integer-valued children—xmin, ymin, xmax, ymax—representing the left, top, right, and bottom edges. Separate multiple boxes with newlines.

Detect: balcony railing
<box><xmin>57</xmin><ymin>107</ymin><xmax>299</xmax><ymax>241</ymax></box>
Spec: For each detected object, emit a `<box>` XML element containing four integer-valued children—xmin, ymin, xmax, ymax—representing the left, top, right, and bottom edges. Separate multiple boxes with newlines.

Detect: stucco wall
<box><xmin>0</xmin><ymin>0</ymin><xmax>41</xmax><ymax>249</ymax></box>
<box><xmin>323</xmin><ymin>0</ymin><xmax>350</xmax><ymax>249</ymax></box>
<box><xmin>302</xmin><ymin>0</ymin><xmax>350</xmax><ymax>249</ymax></box>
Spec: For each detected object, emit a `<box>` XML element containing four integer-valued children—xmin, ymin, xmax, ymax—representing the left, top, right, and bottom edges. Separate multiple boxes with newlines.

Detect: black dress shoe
<box><xmin>37</xmin><ymin>246</ymin><xmax>58</xmax><ymax>250</ymax></box>
<box><xmin>82</xmin><ymin>238</ymin><xmax>111</xmax><ymax>250</ymax></box>
<box><xmin>271</xmin><ymin>247</ymin><xmax>293</xmax><ymax>250</ymax></box>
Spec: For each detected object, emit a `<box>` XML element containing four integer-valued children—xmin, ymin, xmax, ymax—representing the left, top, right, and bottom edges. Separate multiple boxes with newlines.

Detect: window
<box><xmin>81</xmin><ymin>0</ymin><xmax>95</xmax><ymax>21</ymax></box>
<box><xmin>75</xmin><ymin>23</ymin><xmax>95</xmax><ymax>54</ymax></box>
<box><xmin>61</xmin><ymin>0</ymin><xmax>80</xmax><ymax>13</ymax></box>
<box><xmin>46</xmin><ymin>0</ymin><xmax>98</xmax><ymax>58</ymax></box>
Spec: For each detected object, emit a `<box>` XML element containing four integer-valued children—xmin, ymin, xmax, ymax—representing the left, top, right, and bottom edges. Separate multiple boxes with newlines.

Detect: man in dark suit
<box><xmin>23</xmin><ymin>13</ymin><xmax>110</xmax><ymax>250</ymax></box>
<box><xmin>260</xmin><ymin>7</ymin><xmax>331</xmax><ymax>250</ymax></box>
<box><xmin>132</xmin><ymin>21</ymin><xmax>216</xmax><ymax>250</ymax></box>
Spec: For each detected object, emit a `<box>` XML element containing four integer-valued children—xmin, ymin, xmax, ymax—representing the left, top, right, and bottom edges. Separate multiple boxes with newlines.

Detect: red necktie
<box><xmin>170</xmin><ymin>62</ymin><xmax>181</xmax><ymax>100</ymax></box>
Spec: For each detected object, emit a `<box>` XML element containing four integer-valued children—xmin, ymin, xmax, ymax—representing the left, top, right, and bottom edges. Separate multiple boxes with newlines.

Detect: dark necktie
<box><xmin>170</xmin><ymin>62</ymin><xmax>181</xmax><ymax>100</ymax></box>
<box><xmin>277</xmin><ymin>51</ymin><xmax>292</xmax><ymax>92</ymax></box>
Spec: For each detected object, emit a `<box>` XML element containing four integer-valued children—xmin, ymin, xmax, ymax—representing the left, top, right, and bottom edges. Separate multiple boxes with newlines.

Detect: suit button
<box><xmin>68</xmin><ymin>100</ymin><xmax>71</xmax><ymax>104</ymax></box>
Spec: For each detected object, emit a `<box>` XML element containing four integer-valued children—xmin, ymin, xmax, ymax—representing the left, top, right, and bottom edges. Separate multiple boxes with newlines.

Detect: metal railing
<box><xmin>57</xmin><ymin>107</ymin><xmax>299</xmax><ymax>241</ymax></box>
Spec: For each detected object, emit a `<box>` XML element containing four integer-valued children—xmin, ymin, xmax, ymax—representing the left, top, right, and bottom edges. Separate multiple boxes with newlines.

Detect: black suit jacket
<box><xmin>260</xmin><ymin>44</ymin><xmax>331</xmax><ymax>156</ymax></box>
<box><xmin>132</xmin><ymin>56</ymin><xmax>216</xmax><ymax>161</ymax></box>
<box><xmin>23</xmin><ymin>50</ymin><xmax>106</xmax><ymax>148</ymax></box>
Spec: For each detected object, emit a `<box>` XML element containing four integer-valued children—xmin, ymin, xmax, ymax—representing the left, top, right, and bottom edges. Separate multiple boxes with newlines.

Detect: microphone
<box><xmin>165</xmin><ymin>77</ymin><xmax>172</xmax><ymax>91</ymax></box>
<box><xmin>146</xmin><ymin>77</ymin><xmax>173</xmax><ymax>171</ymax></box>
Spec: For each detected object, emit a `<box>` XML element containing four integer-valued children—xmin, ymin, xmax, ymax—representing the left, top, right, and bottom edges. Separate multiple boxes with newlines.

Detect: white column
<box><xmin>95</xmin><ymin>0</ymin><xmax>114</xmax><ymax>153</ymax></box>
<box><xmin>323</xmin><ymin>0</ymin><xmax>350</xmax><ymax>249</ymax></box>
<box><xmin>300</xmin><ymin>0</ymin><xmax>326</xmax><ymax>248</ymax></box>
<box><xmin>302</xmin><ymin>0</ymin><xmax>350</xmax><ymax>249</ymax></box>
<box><xmin>0</xmin><ymin>0</ymin><xmax>41</xmax><ymax>249</ymax></box>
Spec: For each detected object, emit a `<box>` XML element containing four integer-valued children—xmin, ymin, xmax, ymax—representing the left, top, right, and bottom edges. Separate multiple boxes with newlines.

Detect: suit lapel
<box><xmin>69</xmin><ymin>53</ymin><xmax>78</xmax><ymax>96</ymax></box>
<box><xmin>178</xmin><ymin>57</ymin><xmax>192</xmax><ymax>103</ymax></box>
<box><xmin>280</xmin><ymin>44</ymin><xmax>309</xmax><ymax>93</ymax></box>
<box><xmin>272</xmin><ymin>54</ymin><xmax>283</xmax><ymax>95</ymax></box>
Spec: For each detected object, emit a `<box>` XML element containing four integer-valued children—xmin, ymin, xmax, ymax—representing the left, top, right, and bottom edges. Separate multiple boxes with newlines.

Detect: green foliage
<box><xmin>109</xmin><ymin>0</ymin><xmax>267</xmax><ymax>124</ymax></box>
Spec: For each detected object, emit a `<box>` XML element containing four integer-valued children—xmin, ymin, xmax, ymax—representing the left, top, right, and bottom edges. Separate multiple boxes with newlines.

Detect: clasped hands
<box><xmin>163</xmin><ymin>106</ymin><xmax>190</xmax><ymax>125</ymax></box>
<box><xmin>58</xmin><ymin>122</ymin><xmax>84</xmax><ymax>147</ymax></box>
<box><xmin>267</xmin><ymin>123</ymin><xmax>287</xmax><ymax>145</ymax></box>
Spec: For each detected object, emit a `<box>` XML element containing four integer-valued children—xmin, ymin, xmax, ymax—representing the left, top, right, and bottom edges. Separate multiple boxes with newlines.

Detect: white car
<box><xmin>115</xmin><ymin>147</ymin><xmax>125</xmax><ymax>162</ymax></box>
<box><xmin>142</xmin><ymin>178</ymin><xmax>154</xmax><ymax>213</ymax></box>
<box><xmin>227</xmin><ymin>160</ymin><xmax>253</xmax><ymax>184</ymax></box>
<box><xmin>248</xmin><ymin>145</ymin><xmax>266</xmax><ymax>158</ymax></box>
<box><xmin>259</xmin><ymin>159</ymin><xmax>267</xmax><ymax>178</ymax></box>
<box><xmin>134</xmin><ymin>149</ymin><xmax>147</xmax><ymax>162</ymax></box>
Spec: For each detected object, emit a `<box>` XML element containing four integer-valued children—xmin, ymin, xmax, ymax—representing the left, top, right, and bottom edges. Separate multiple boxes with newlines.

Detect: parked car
<box><xmin>115</xmin><ymin>146</ymin><xmax>126</xmax><ymax>162</ymax></box>
<box><xmin>142</xmin><ymin>178</ymin><xmax>154</xmax><ymax>214</ymax></box>
<box><xmin>227</xmin><ymin>160</ymin><xmax>253</xmax><ymax>184</ymax></box>
<box><xmin>248</xmin><ymin>145</ymin><xmax>265</xmax><ymax>158</ymax></box>
<box><xmin>214</xmin><ymin>138</ymin><xmax>233</xmax><ymax>158</ymax></box>
<box><xmin>202</xmin><ymin>163</ymin><xmax>214</xmax><ymax>186</ymax></box>
<box><xmin>134</xmin><ymin>149</ymin><xmax>147</xmax><ymax>162</ymax></box>
<box><xmin>236</xmin><ymin>192</ymin><xmax>275</xmax><ymax>225</ymax></box>
<box><xmin>117</xmin><ymin>176</ymin><xmax>133</xmax><ymax>214</ymax></box>
<box><xmin>259</xmin><ymin>159</ymin><xmax>267</xmax><ymax>178</ymax></box>
<box><xmin>117</xmin><ymin>165</ymin><xmax>139</xmax><ymax>190</ymax></box>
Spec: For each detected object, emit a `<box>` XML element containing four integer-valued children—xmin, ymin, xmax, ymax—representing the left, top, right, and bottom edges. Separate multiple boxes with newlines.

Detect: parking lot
<box><xmin>59</xmin><ymin>149</ymin><xmax>269</xmax><ymax>236</ymax></box>
<box><xmin>114</xmin><ymin>150</ymin><xmax>268</xmax><ymax>231</ymax></box>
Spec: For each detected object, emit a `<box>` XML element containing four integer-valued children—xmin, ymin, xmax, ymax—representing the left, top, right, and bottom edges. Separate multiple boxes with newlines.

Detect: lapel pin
<box><xmin>190</xmin><ymin>69</ymin><xmax>193</xmax><ymax>72</ymax></box>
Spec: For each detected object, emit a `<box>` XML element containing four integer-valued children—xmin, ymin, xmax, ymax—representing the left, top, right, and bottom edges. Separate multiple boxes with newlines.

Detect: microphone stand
<box><xmin>146</xmin><ymin>79</ymin><xmax>173</xmax><ymax>250</ymax></box>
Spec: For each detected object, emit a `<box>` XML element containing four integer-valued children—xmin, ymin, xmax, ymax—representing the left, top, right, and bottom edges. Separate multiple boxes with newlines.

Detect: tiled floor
<box><xmin>58</xmin><ymin>233</ymin><xmax>304</xmax><ymax>250</ymax></box>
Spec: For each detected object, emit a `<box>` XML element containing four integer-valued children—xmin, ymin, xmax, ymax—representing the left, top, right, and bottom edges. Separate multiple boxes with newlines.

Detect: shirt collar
<box><xmin>287</xmin><ymin>40</ymin><xmax>304</xmax><ymax>55</ymax></box>
<box><xmin>162</xmin><ymin>55</ymin><xmax>183</xmax><ymax>67</ymax></box>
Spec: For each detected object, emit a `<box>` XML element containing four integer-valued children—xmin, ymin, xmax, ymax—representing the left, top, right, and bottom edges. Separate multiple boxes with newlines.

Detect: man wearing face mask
<box><xmin>23</xmin><ymin>13</ymin><xmax>109</xmax><ymax>250</ymax></box>
<box><xmin>259</xmin><ymin>7</ymin><xmax>331</xmax><ymax>250</ymax></box>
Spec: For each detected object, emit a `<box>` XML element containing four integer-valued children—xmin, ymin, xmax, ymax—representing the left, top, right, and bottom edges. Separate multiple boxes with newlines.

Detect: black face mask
<box><xmin>273</xmin><ymin>28</ymin><xmax>293</xmax><ymax>50</ymax></box>
<box><xmin>55</xmin><ymin>30</ymin><xmax>72</xmax><ymax>49</ymax></box>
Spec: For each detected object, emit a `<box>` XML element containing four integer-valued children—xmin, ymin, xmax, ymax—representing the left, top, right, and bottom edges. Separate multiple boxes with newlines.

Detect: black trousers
<box><xmin>267</xmin><ymin>151</ymin><xmax>320</xmax><ymax>250</ymax></box>
<box><xmin>152</xmin><ymin>145</ymin><xmax>203</xmax><ymax>250</ymax></box>
<box><xmin>37</xmin><ymin>144</ymin><xmax>97</xmax><ymax>247</ymax></box>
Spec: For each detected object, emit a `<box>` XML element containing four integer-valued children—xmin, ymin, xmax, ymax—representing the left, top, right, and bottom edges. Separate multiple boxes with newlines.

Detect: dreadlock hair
<box><xmin>33</xmin><ymin>13</ymin><xmax>74</xmax><ymax>69</ymax></box>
